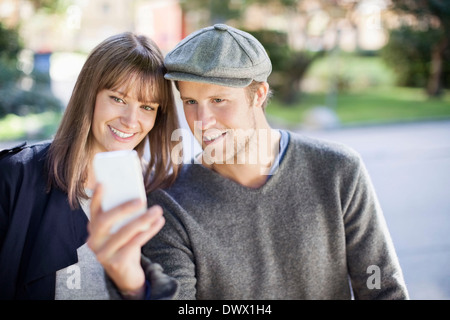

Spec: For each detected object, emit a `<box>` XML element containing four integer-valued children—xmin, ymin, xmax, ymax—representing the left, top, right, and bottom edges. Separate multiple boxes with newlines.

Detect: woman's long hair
<box><xmin>47</xmin><ymin>32</ymin><xmax>181</xmax><ymax>209</ymax></box>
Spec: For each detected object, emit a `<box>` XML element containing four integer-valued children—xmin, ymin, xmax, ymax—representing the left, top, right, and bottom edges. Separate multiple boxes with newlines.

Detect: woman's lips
<box><xmin>109</xmin><ymin>125</ymin><xmax>137</xmax><ymax>140</ymax></box>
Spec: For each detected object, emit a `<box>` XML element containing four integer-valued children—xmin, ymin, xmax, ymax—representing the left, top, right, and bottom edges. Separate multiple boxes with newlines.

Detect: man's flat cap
<box><xmin>164</xmin><ymin>24</ymin><xmax>272</xmax><ymax>88</ymax></box>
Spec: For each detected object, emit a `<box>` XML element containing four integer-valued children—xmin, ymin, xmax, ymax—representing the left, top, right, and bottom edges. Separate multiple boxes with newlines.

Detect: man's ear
<box><xmin>254</xmin><ymin>82</ymin><xmax>269</xmax><ymax>108</ymax></box>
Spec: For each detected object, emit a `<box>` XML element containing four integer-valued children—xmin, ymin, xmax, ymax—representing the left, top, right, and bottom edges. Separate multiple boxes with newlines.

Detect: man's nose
<box><xmin>197</xmin><ymin>105</ymin><xmax>216</xmax><ymax>130</ymax></box>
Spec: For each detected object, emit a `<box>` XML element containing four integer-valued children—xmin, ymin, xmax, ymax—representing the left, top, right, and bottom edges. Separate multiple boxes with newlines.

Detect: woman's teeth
<box><xmin>110</xmin><ymin>126</ymin><xmax>134</xmax><ymax>138</ymax></box>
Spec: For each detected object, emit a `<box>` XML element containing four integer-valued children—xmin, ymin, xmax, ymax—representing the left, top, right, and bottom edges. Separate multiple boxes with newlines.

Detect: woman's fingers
<box><xmin>88</xmin><ymin>198</ymin><xmax>145</xmax><ymax>247</ymax></box>
<box><xmin>89</xmin><ymin>205</ymin><xmax>164</xmax><ymax>262</ymax></box>
<box><xmin>86</xmin><ymin>184</ymin><xmax>165</xmax><ymax>293</ymax></box>
<box><xmin>130</xmin><ymin>206</ymin><xmax>165</xmax><ymax>247</ymax></box>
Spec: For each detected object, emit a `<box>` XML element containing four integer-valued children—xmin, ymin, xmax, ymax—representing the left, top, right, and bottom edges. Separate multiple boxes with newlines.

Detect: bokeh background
<box><xmin>0</xmin><ymin>0</ymin><xmax>449</xmax><ymax>300</ymax></box>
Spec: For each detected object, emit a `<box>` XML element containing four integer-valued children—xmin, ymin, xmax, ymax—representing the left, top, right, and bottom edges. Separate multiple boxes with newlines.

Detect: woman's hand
<box><xmin>87</xmin><ymin>184</ymin><xmax>165</xmax><ymax>297</ymax></box>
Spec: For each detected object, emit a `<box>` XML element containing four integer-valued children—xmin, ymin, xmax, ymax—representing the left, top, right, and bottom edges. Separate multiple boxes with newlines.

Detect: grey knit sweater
<box><xmin>143</xmin><ymin>131</ymin><xmax>409</xmax><ymax>299</ymax></box>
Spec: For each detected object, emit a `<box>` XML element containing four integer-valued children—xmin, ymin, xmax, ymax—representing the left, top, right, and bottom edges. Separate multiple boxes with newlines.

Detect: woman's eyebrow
<box><xmin>109</xmin><ymin>89</ymin><xmax>126</xmax><ymax>96</ymax></box>
<box><xmin>110</xmin><ymin>89</ymin><xmax>158</xmax><ymax>104</ymax></box>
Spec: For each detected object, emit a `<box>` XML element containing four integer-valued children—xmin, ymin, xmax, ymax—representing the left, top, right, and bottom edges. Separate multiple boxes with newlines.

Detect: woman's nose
<box><xmin>120</xmin><ymin>106</ymin><xmax>139</xmax><ymax>129</ymax></box>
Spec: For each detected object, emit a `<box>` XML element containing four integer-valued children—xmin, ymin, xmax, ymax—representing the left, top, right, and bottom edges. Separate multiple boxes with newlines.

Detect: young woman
<box><xmin>0</xmin><ymin>32</ymin><xmax>181</xmax><ymax>299</ymax></box>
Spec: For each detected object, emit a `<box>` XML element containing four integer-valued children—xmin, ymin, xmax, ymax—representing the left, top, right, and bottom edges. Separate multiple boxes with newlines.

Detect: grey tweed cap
<box><xmin>164</xmin><ymin>24</ymin><xmax>272</xmax><ymax>88</ymax></box>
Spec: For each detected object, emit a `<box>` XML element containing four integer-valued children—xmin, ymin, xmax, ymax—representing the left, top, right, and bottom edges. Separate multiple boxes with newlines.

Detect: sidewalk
<box><xmin>297</xmin><ymin>120</ymin><xmax>450</xmax><ymax>300</ymax></box>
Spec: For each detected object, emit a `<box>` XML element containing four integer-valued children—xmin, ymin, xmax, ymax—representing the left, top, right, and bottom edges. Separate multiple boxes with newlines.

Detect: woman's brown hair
<box><xmin>47</xmin><ymin>32</ymin><xmax>181</xmax><ymax>209</ymax></box>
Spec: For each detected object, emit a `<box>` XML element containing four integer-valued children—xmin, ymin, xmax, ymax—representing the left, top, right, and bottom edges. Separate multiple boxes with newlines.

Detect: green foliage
<box><xmin>246</xmin><ymin>29</ymin><xmax>291</xmax><ymax>72</ymax></box>
<box><xmin>381</xmin><ymin>26</ymin><xmax>450</xmax><ymax>88</ymax></box>
<box><xmin>28</xmin><ymin>0</ymin><xmax>71</xmax><ymax>14</ymax></box>
<box><xmin>0</xmin><ymin>22</ymin><xmax>62</xmax><ymax>119</ymax></box>
<box><xmin>246</xmin><ymin>29</ymin><xmax>323</xmax><ymax>104</ymax></box>
<box><xmin>306</xmin><ymin>54</ymin><xmax>396</xmax><ymax>93</ymax></box>
<box><xmin>245</xmin><ymin>0</ymin><xmax>298</xmax><ymax>8</ymax></box>
<box><xmin>0</xmin><ymin>22</ymin><xmax>22</xmax><ymax>61</ymax></box>
<box><xmin>0</xmin><ymin>80</ymin><xmax>63</xmax><ymax>118</ymax></box>
<box><xmin>180</xmin><ymin>0</ymin><xmax>299</xmax><ymax>25</ymax></box>
<box><xmin>0</xmin><ymin>111</ymin><xmax>62</xmax><ymax>140</ymax></box>
<box><xmin>386</xmin><ymin>0</ymin><xmax>450</xmax><ymax>97</ymax></box>
<box><xmin>179</xmin><ymin>0</ymin><xmax>241</xmax><ymax>23</ymax></box>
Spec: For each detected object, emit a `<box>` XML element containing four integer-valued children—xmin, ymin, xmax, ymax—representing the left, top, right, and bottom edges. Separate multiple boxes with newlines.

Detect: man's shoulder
<box><xmin>149</xmin><ymin>164</ymin><xmax>199</xmax><ymax>197</ymax></box>
<box><xmin>287</xmin><ymin>131</ymin><xmax>361</xmax><ymax>164</ymax></box>
<box><xmin>148</xmin><ymin>162</ymin><xmax>215</xmax><ymax>208</ymax></box>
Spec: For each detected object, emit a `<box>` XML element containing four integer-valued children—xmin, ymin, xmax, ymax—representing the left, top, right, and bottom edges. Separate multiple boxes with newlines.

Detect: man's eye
<box><xmin>213</xmin><ymin>98</ymin><xmax>224</xmax><ymax>103</ymax></box>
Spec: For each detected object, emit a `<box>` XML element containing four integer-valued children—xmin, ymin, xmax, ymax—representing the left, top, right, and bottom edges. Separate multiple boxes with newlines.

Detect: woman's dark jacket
<box><xmin>0</xmin><ymin>142</ymin><xmax>88</xmax><ymax>299</ymax></box>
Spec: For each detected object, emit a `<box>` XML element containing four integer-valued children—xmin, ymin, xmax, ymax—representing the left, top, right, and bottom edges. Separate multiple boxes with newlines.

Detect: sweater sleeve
<box><xmin>342</xmin><ymin>155</ymin><xmax>409</xmax><ymax>299</ymax></box>
<box><xmin>142</xmin><ymin>190</ymin><xmax>198</xmax><ymax>300</ymax></box>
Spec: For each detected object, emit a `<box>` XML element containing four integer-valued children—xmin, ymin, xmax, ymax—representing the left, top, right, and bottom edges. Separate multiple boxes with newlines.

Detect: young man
<box><xmin>99</xmin><ymin>24</ymin><xmax>409</xmax><ymax>299</ymax></box>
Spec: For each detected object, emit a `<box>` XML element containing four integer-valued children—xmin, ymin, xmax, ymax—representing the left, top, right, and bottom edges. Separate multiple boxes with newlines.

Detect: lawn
<box><xmin>266</xmin><ymin>86</ymin><xmax>450</xmax><ymax>128</ymax></box>
<box><xmin>0</xmin><ymin>111</ymin><xmax>62</xmax><ymax>141</ymax></box>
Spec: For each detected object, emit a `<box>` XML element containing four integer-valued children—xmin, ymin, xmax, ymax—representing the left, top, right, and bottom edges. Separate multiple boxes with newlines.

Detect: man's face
<box><xmin>178</xmin><ymin>81</ymin><xmax>258</xmax><ymax>165</ymax></box>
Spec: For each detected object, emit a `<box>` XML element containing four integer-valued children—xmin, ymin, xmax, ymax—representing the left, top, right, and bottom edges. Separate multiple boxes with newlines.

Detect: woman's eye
<box><xmin>111</xmin><ymin>96</ymin><xmax>125</xmax><ymax>104</ymax></box>
<box><xmin>213</xmin><ymin>98</ymin><xmax>224</xmax><ymax>103</ymax></box>
<box><xmin>185</xmin><ymin>100</ymin><xmax>197</xmax><ymax>105</ymax></box>
<box><xmin>142</xmin><ymin>105</ymin><xmax>156</xmax><ymax>111</ymax></box>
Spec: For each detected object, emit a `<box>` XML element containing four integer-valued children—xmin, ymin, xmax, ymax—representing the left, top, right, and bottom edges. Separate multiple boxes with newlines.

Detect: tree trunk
<box><xmin>427</xmin><ymin>37</ymin><xmax>448</xmax><ymax>97</ymax></box>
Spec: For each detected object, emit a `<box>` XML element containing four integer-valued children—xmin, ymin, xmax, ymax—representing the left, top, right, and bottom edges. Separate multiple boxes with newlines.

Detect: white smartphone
<box><xmin>93</xmin><ymin>150</ymin><xmax>147</xmax><ymax>233</ymax></box>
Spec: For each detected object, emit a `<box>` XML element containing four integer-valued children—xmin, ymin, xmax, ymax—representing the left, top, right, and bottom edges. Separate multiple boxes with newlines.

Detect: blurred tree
<box><xmin>381</xmin><ymin>26</ymin><xmax>449</xmax><ymax>90</ymax></box>
<box><xmin>0</xmin><ymin>22</ymin><xmax>22</xmax><ymax>61</ymax></box>
<box><xmin>28</xmin><ymin>0</ymin><xmax>71</xmax><ymax>14</ymax></box>
<box><xmin>247</xmin><ymin>29</ymin><xmax>323</xmax><ymax>104</ymax></box>
<box><xmin>386</xmin><ymin>0</ymin><xmax>450</xmax><ymax>97</ymax></box>
<box><xmin>179</xmin><ymin>0</ymin><xmax>241</xmax><ymax>24</ymax></box>
<box><xmin>0</xmin><ymin>22</ymin><xmax>23</xmax><ymax>117</ymax></box>
<box><xmin>0</xmin><ymin>22</ymin><xmax>62</xmax><ymax>118</ymax></box>
<box><xmin>179</xmin><ymin>0</ymin><xmax>298</xmax><ymax>24</ymax></box>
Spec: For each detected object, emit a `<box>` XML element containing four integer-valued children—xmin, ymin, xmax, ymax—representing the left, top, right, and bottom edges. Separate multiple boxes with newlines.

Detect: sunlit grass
<box><xmin>268</xmin><ymin>54</ymin><xmax>450</xmax><ymax>127</ymax></box>
<box><xmin>0</xmin><ymin>111</ymin><xmax>62</xmax><ymax>141</ymax></box>
<box><xmin>267</xmin><ymin>87</ymin><xmax>450</xmax><ymax>127</ymax></box>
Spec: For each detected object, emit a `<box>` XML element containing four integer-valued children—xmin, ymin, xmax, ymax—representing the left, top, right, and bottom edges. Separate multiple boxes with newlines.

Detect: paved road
<box><xmin>1</xmin><ymin>119</ymin><xmax>449</xmax><ymax>299</ymax></box>
<box><xmin>298</xmin><ymin>120</ymin><xmax>450</xmax><ymax>300</ymax></box>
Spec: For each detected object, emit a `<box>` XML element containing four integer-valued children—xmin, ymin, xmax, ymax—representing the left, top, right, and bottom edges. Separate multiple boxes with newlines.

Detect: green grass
<box><xmin>267</xmin><ymin>87</ymin><xmax>450</xmax><ymax>127</ymax></box>
<box><xmin>268</xmin><ymin>54</ymin><xmax>450</xmax><ymax>127</ymax></box>
<box><xmin>0</xmin><ymin>111</ymin><xmax>62</xmax><ymax>141</ymax></box>
<box><xmin>304</xmin><ymin>53</ymin><xmax>397</xmax><ymax>91</ymax></box>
